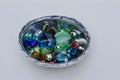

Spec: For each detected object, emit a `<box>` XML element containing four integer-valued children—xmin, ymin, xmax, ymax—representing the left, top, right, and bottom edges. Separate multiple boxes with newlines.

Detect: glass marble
<box><xmin>19</xmin><ymin>15</ymin><xmax>90</xmax><ymax>68</ymax></box>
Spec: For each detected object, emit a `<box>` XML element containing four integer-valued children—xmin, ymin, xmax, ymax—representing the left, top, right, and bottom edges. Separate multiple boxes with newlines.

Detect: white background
<box><xmin>0</xmin><ymin>0</ymin><xmax>120</xmax><ymax>80</ymax></box>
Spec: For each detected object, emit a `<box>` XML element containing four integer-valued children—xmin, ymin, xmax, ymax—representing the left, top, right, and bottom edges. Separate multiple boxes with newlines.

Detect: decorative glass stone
<box><xmin>55</xmin><ymin>30</ymin><xmax>71</xmax><ymax>52</ymax></box>
<box><xmin>56</xmin><ymin>53</ymin><xmax>68</xmax><ymax>62</ymax></box>
<box><xmin>19</xmin><ymin>15</ymin><xmax>90</xmax><ymax>68</ymax></box>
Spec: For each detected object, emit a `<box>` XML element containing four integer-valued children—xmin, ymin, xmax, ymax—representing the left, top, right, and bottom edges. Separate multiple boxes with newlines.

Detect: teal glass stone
<box><xmin>56</xmin><ymin>53</ymin><xmax>68</xmax><ymax>62</ymax></box>
<box><xmin>19</xmin><ymin>15</ymin><xmax>90</xmax><ymax>68</ymax></box>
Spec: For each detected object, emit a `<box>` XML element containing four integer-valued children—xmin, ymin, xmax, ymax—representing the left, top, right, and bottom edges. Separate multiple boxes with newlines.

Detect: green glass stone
<box><xmin>43</xmin><ymin>23</ymin><xmax>50</xmax><ymax>31</ymax></box>
<box><xmin>34</xmin><ymin>45</ymin><xmax>41</xmax><ymax>54</ymax></box>
<box><xmin>64</xmin><ymin>24</ymin><xmax>74</xmax><ymax>33</ymax></box>
<box><xmin>40</xmin><ymin>48</ymin><xmax>51</xmax><ymax>55</ymax></box>
<box><xmin>25</xmin><ymin>46</ymin><xmax>31</xmax><ymax>51</ymax></box>
<box><xmin>55</xmin><ymin>30</ymin><xmax>71</xmax><ymax>51</ymax></box>
<box><xmin>25</xmin><ymin>46</ymin><xmax>34</xmax><ymax>54</ymax></box>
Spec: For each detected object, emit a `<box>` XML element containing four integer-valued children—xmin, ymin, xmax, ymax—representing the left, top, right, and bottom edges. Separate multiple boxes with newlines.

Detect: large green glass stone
<box><xmin>55</xmin><ymin>30</ymin><xmax>71</xmax><ymax>51</ymax></box>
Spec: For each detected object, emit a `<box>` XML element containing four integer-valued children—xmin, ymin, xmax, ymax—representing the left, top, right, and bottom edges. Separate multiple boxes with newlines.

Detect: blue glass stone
<box><xmin>66</xmin><ymin>54</ymin><xmax>73</xmax><ymax>60</ymax></box>
<box><xmin>60</xmin><ymin>21</ymin><xmax>68</xmax><ymax>28</ymax></box>
<box><xmin>33</xmin><ymin>21</ymin><xmax>44</xmax><ymax>30</ymax></box>
<box><xmin>47</xmin><ymin>39</ymin><xmax>55</xmax><ymax>49</ymax></box>
<box><xmin>67</xmin><ymin>47</ymin><xmax>78</xmax><ymax>55</ymax></box>
<box><xmin>23</xmin><ymin>32</ymin><xmax>37</xmax><ymax>41</ymax></box>
<box><xmin>56</xmin><ymin>53</ymin><xmax>67</xmax><ymax>62</ymax></box>
<box><xmin>23</xmin><ymin>40</ymin><xmax>30</xmax><ymax>48</ymax></box>
<box><xmin>38</xmin><ymin>32</ymin><xmax>55</xmax><ymax>48</ymax></box>
<box><xmin>66</xmin><ymin>47</ymin><xmax>79</xmax><ymax>60</ymax></box>
<box><xmin>38</xmin><ymin>33</ymin><xmax>46</xmax><ymax>41</ymax></box>
<box><xmin>38</xmin><ymin>40</ymin><xmax>48</xmax><ymax>48</ymax></box>
<box><xmin>23</xmin><ymin>41</ymin><xmax>33</xmax><ymax>53</ymax></box>
<box><xmin>29</xmin><ymin>40</ymin><xmax>38</xmax><ymax>47</ymax></box>
<box><xmin>23</xmin><ymin>40</ymin><xmax>38</xmax><ymax>48</ymax></box>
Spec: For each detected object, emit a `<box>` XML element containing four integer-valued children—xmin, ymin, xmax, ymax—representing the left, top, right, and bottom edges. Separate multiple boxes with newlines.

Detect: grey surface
<box><xmin>0</xmin><ymin>0</ymin><xmax>120</xmax><ymax>80</ymax></box>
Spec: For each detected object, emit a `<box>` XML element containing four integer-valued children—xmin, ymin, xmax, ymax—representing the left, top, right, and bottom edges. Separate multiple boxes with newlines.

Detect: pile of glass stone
<box><xmin>19</xmin><ymin>16</ymin><xmax>90</xmax><ymax>67</ymax></box>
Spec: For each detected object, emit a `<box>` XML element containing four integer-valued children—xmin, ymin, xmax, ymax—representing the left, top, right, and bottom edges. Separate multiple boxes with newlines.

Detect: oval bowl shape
<box><xmin>19</xmin><ymin>16</ymin><xmax>90</xmax><ymax>68</ymax></box>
